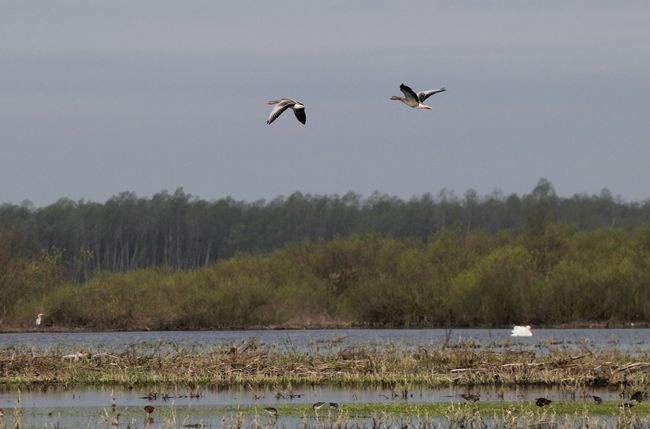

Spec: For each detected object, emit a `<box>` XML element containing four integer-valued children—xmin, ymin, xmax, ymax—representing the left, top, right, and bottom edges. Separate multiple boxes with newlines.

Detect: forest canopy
<box><xmin>0</xmin><ymin>179</ymin><xmax>646</xmax><ymax>280</ymax></box>
<box><xmin>1</xmin><ymin>179</ymin><xmax>649</xmax><ymax>329</ymax></box>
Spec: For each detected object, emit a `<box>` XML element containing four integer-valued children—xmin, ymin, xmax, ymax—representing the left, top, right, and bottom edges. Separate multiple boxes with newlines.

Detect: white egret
<box><xmin>35</xmin><ymin>313</ymin><xmax>44</xmax><ymax>327</ymax></box>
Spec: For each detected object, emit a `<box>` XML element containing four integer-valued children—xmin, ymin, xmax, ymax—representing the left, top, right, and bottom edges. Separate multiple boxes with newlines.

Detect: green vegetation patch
<box><xmin>3</xmin><ymin>221</ymin><xmax>650</xmax><ymax>330</ymax></box>
<box><xmin>214</xmin><ymin>401</ymin><xmax>650</xmax><ymax>417</ymax></box>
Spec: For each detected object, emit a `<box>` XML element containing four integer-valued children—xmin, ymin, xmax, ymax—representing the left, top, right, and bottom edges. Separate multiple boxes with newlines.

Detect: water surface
<box><xmin>0</xmin><ymin>385</ymin><xmax>640</xmax><ymax>429</ymax></box>
<box><xmin>1</xmin><ymin>328</ymin><xmax>648</xmax><ymax>353</ymax></box>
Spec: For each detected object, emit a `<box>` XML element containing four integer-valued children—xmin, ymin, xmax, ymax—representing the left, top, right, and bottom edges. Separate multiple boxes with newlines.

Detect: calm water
<box><xmin>0</xmin><ymin>328</ymin><xmax>648</xmax><ymax>353</ymax></box>
<box><xmin>0</xmin><ymin>384</ymin><xmax>643</xmax><ymax>429</ymax></box>
<box><xmin>0</xmin><ymin>384</ymin><xmax>628</xmax><ymax>409</ymax></box>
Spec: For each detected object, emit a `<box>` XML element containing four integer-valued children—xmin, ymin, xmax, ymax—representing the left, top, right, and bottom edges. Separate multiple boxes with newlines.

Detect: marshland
<box><xmin>2</xmin><ymin>334</ymin><xmax>649</xmax><ymax>388</ymax></box>
<box><xmin>2</xmin><ymin>186</ymin><xmax>650</xmax><ymax>426</ymax></box>
<box><xmin>1</xmin><ymin>336</ymin><xmax>649</xmax><ymax>427</ymax></box>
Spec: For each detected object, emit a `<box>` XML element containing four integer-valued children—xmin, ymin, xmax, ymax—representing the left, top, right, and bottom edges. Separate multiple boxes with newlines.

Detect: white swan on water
<box><xmin>511</xmin><ymin>325</ymin><xmax>532</xmax><ymax>337</ymax></box>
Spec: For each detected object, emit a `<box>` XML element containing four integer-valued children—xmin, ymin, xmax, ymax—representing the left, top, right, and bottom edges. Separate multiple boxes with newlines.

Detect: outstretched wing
<box><xmin>399</xmin><ymin>83</ymin><xmax>419</xmax><ymax>103</ymax></box>
<box><xmin>292</xmin><ymin>106</ymin><xmax>306</xmax><ymax>124</ymax></box>
<box><xmin>418</xmin><ymin>87</ymin><xmax>446</xmax><ymax>102</ymax></box>
<box><xmin>266</xmin><ymin>99</ymin><xmax>293</xmax><ymax>124</ymax></box>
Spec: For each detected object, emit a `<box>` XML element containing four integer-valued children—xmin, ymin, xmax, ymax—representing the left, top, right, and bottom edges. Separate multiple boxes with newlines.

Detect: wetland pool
<box><xmin>0</xmin><ymin>385</ymin><xmax>646</xmax><ymax>429</ymax></box>
<box><xmin>0</xmin><ymin>385</ymin><xmax>631</xmax><ymax>409</ymax></box>
<box><xmin>1</xmin><ymin>328</ymin><xmax>648</xmax><ymax>354</ymax></box>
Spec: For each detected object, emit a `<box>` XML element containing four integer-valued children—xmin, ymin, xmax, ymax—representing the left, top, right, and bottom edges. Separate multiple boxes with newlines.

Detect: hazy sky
<box><xmin>1</xmin><ymin>1</ymin><xmax>649</xmax><ymax>206</ymax></box>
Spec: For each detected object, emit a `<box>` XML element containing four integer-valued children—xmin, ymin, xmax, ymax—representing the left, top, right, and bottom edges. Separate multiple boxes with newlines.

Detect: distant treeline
<box><xmin>1</xmin><ymin>179</ymin><xmax>650</xmax><ymax>284</ymax></box>
<box><xmin>1</xmin><ymin>225</ymin><xmax>649</xmax><ymax>329</ymax></box>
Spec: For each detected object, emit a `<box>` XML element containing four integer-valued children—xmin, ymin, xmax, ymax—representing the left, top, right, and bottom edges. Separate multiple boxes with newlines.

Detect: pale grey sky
<box><xmin>1</xmin><ymin>1</ymin><xmax>649</xmax><ymax>206</ymax></box>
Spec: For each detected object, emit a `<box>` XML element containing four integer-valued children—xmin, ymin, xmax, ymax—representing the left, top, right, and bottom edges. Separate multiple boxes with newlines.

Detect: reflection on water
<box><xmin>0</xmin><ymin>328</ymin><xmax>648</xmax><ymax>353</ymax></box>
<box><xmin>0</xmin><ymin>384</ymin><xmax>630</xmax><ymax>410</ymax></box>
<box><xmin>0</xmin><ymin>402</ymin><xmax>647</xmax><ymax>429</ymax></box>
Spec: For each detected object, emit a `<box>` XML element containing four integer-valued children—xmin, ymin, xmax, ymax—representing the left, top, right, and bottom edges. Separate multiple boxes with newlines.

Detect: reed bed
<box><xmin>1</xmin><ymin>341</ymin><xmax>648</xmax><ymax>389</ymax></box>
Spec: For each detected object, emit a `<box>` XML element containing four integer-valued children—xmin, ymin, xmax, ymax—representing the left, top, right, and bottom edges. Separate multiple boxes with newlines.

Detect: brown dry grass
<box><xmin>1</xmin><ymin>341</ymin><xmax>648</xmax><ymax>389</ymax></box>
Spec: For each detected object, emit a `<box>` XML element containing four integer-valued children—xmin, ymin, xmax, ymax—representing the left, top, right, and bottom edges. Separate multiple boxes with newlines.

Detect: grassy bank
<box><xmin>1</xmin><ymin>343</ymin><xmax>648</xmax><ymax>389</ymax></box>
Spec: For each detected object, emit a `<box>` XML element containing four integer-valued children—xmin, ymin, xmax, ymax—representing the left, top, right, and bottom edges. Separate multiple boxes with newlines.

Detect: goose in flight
<box><xmin>266</xmin><ymin>98</ymin><xmax>306</xmax><ymax>125</ymax></box>
<box><xmin>390</xmin><ymin>83</ymin><xmax>446</xmax><ymax>109</ymax></box>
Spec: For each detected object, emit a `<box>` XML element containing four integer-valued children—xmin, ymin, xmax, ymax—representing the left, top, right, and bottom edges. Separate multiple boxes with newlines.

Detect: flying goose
<box><xmin>390</xmin><ymin>83</ymin><xmax>446</xmax><ymax>109</ymax></box>
<box><xmin>266</xmin><ymin>98</ymin><xmax>306</xmax><ymax>125</ymax></box>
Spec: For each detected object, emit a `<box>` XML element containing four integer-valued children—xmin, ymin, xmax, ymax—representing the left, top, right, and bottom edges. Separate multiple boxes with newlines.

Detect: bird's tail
<box><xmin>267</xmin><ymin>100</ymin><xmax>281</xmax><ymax>105</ymax></box>
<box><xmin>389</xmin><ymin>96</ymin><xmax>402</xmax><ymax>101</ymax></box>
